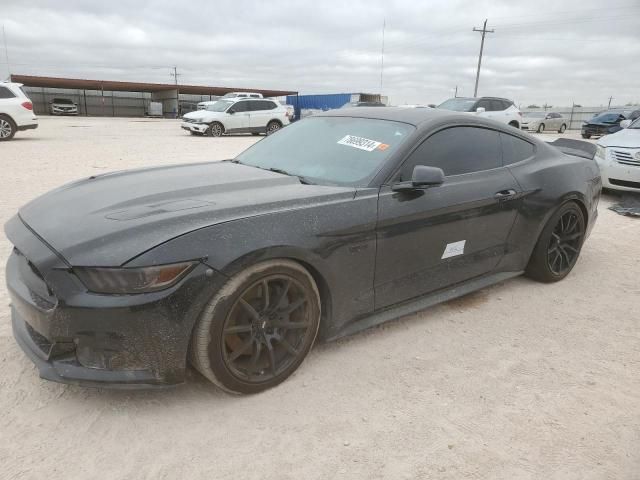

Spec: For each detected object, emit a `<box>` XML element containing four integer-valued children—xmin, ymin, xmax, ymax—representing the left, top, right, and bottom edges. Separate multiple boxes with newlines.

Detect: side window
<box><xmin>229</xmin><ymin>101</ymin><xmax>249</xmax><ymax>113</ymax></box>
<box><xmin>263</xmin><ymin>101</ymin><xmax>277</xmax><ymax>110</ymax></box>
<box><xmin>476</xmin><ymin>99</ymin><xmax>491</xmax><ymax>111</ymax></box>
<box><xmin>399</xmin><ymin>127</ymin><xmax>502</xmax><ymax>180</ymax></box>
<box><xmin>489</xmin><ymin>100</ymin><xmax>504</xmax><ymax>112</ymax></box>
<box><xmin>0</xmin><ymin>86</ymin><xmax>16</xmax><ymax>99</ymax></box>
<box><xmin>501</xmin><ymin>100</ymin><xmax>513</xmax><ymax>110</ymax></box>
<box><xmin>500</xmin><ymin>133</ymin><xmax>535</xmax><ymax>165</ymax></box>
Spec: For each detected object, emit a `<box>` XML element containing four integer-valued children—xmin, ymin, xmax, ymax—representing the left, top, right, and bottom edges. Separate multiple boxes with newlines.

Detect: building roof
<box><xmin>10</xmin><ymin>74</ymin><xmax>297</xmax><ymax>97</ymax></box>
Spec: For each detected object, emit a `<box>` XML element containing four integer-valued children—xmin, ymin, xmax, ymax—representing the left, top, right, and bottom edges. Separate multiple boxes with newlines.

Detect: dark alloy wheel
<box><xmin>190</xmin><ymin>260</ymin><xmax>321</xmax><ymax>394</ymax></box>
<box><xmin>526</xmin><ymin>202</ymin><xmax>585</xmax><ymax>282</ymax></box>
<box><xmin>266</xmin><ymin>121</ymin><xmax>281</xmax><ymax>135</ymax></box>
<box><xmin>0</xmin><ymin>115</ymin><xmax>16</xmax><ymax>141</ymax></box>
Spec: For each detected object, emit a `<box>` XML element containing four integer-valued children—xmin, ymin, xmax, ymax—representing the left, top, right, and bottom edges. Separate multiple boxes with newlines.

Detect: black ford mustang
<box><xmin>5</xmin><ymin>108</ymin><xmax>601</xmax><ymax>394</ymax></box>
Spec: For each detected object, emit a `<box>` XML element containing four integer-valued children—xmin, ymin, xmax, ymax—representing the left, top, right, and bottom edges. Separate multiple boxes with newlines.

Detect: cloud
<box><xmin>1</xmin><ymin>0</ymin><xmax>639</xmax><ymax>106</ymax></box>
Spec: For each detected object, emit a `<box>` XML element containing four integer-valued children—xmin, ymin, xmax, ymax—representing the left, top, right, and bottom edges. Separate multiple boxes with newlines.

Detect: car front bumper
<box><xmin>5</xmin><ymin>216</ymin><xmax>226</xmax><ymax>388</ymax></box>
<box><xmin>181</xmin><ymin>122</ymin><xmax>209</xmax><ymax>134</ymax></box>
<box><xmin>596</xmin><ymin>147</ymin><xmax>640</xmax><ymax>191</ymax></box>
<box><xmin>51</xmin><ymin>107</ymin><xmax>78</xmax><ymax>115</ymax></box>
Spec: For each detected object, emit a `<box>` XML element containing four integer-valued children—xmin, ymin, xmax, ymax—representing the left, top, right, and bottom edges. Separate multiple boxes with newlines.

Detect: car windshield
<box><xmin>53</xmin><ymin>98</ymin><xmax>73</xmax><ymax>104</ymax></box>
<box><xmin>209</xmin><ymin>100</ymin><xmax>235</xmax><ymax>112</ymax></box>
<box><xmin>524</xmin><ymin>113</ymin><xmax>545</xmax><ymax>118</ymax></box>
<box><xmin>437</xmin><ymin>98</ymin><xmax>477</xmax><ymax>112</ymax></box>
<box><xmin>591</xmin><ymin>113</ymin><xmax>620</xmax><ymax>123</ymax></box>
<box><xmin>235</xmin><ymin>117</ymin><xmax>415</xmax><ymax>186</ymax></box>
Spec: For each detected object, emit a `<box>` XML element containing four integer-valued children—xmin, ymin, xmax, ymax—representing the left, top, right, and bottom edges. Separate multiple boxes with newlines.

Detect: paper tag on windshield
<box><xmin>337</xmin><ymin>135</ymin><xmax>382</xmax><ymax>152</ymax></box>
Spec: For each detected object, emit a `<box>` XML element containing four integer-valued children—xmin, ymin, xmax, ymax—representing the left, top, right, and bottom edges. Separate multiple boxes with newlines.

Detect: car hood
<box><xmin>182</xmin><ymin>110</ymin><xmax>216</xmax><ymax>121</ymax></box>
<box><xmin>597</xmin><ymin>127</ymin><xmax>640</xmax><ymax>147</ymax></box>
<box><xmin>17</xmin><ymin>162</ymin><xmax>355</xmax><ymax>267</ymax></box>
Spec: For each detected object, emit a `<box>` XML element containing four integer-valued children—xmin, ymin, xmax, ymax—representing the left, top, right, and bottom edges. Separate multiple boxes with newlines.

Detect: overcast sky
<box><xmin>1</xmin><ymin>0</ymin><xmax>639</xmax><ymax>106</ymax></box>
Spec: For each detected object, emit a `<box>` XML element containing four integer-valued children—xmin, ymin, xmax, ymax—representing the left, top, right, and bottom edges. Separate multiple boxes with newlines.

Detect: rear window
<box><xmin>0</xmin><ymin>86</ymin><xmax>16</xmax><ymax>99</ymax></box>
<box><xmin>437</xmin><ymin>98</ymin><xmax>477</xmax><ymax>112</ymax></box>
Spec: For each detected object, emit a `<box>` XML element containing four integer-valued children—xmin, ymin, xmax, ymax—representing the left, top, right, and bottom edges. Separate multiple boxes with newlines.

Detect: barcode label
<box><xmin>337</xmin><ymin>135</ymin><xmax>382</xmax><ymax>152</ymax></box>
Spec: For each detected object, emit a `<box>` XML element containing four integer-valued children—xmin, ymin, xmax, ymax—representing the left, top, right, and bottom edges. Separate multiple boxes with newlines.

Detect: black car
<box><xmin>582</xmin><ymin>109</ymin><xmax>640</xmax><ymax>138</ymax></box>
<box><xmin>341</xmin><ymin>101</ymin><xmax>386</xmax><ymax>108</ymax></box>
<box><xmin>5</xmin><ymin>108</ymin><xmax>601</xmax><ymax>394</ymax></box>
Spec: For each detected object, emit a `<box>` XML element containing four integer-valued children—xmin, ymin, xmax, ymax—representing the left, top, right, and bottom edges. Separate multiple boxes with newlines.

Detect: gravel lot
<box><xmin>1</xmin><ymin>117</ymin><xmax>639</xmax><ymax>479</ymax></box>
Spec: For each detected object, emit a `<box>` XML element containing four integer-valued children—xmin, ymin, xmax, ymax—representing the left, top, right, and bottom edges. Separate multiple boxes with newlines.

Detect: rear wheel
<box><xmin>558</xmin><ymin>124</ymin><xmax>567</xmax><ymax>133</ymax></box>
<box><xmin>266</xmin><ymin>120</ymin><xmax>281</xmax><ymax>135</ymax></box>
<box><xmin>582</xmin><ymin>134</ymin><xmax>591</xmax><ymax>139</ymax></box>
<box><xmin>190</xmin><ymin>260</ymin><xmax>321</xmax><ymax>394</ymax></box>
<box><xmin>525</xmin><ymin>202</ymin><xmax>586</xmax><ymax>283</ymax></box>
<box><xmin>207</xmin><ymin>122</ymin><xmax>224</xmax><ymax>137</ymax></box>
<box><xmin>537</xmin><ymin>123</ymin><xmax>545</xmax><ymax>133</ymax></box>
<box><xmin>0</xmin><ymin>115</ymin><xmax>16</xmax><ymax>141</ymax></box>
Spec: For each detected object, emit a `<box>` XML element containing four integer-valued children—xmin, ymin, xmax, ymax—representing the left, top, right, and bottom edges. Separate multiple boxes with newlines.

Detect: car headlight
<box><xmin>595</xmin><ymin>145</ymin><xmax>606</xmax><ymax>160</ymax></box>
<box><xmin>74</xmin><ymin>262</ymin><xmax>196</xmax><ymax>294</ymax></box>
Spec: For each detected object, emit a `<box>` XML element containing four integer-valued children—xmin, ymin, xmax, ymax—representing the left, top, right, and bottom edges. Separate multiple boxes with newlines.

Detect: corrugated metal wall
<box><xmin>286</xmin><ymin>93</ymin><xmax>352</xmax><ymax>119</ymax></box>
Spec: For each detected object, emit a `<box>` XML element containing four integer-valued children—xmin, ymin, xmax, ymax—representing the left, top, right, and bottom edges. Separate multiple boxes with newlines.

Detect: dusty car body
<box><xmin>6</xmin><ymin>108</ymin><xmax>601</xmax><ymax>393</ymax></box>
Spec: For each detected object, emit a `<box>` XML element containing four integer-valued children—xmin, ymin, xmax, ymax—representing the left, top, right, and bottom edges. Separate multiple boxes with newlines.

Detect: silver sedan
<box><xmin>521</xmin><ymin>112</ymin><xmax>567</xmax><ymax>133</ymax></box>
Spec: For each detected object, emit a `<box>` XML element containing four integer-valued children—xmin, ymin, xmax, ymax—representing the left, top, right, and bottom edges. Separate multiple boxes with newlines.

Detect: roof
<box><xmin>317</xmin><ymin>106</ymin><xmax>454</xmax><ymax>126</ymax></box>
<box><xmin>10</xmin><ymin>74</ymin><xmax>297</xmax><ymax>97</ymax></box>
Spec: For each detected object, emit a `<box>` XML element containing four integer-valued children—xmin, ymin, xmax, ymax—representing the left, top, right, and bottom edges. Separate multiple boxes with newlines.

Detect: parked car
<box><xmin>220</xmin><ymin>92</ymin><xmax>263</xmax><ymax>99</ymax></box>
<box><xmin>581</xmin><ymin>109</ymin><xmax>640</xmax><ymax>138</ymax></box>
<box><xmin>6</xmin><ymin>108</ymin><xmax>600</xmax><ymax>393</ymax></box>
<box><xmin>521</xmin><ymin>112</ymin><xmax>567</xmax><ymax>133</ymax></box>
<box><xmin>594</xmin><ymin>117</ymin><xmax>640</xmax><ymax>192</ymax></box>
<box><xmin>437</xmin><ymin>97</ymin><xmax>522</xmax><ymax>128</ymax></box>
<box><xmin>0</xmin><ymin>82</ymin><xmax>38</xmax><ymax>141</ymax></box>
<box><xmin>341</xmin><ymin>101</ymin><xmax>385</xmax><ymax>108</ymax></box>
<box><xmin>49</xmin><ymin>98</ymin><xmax>78</xmax><ymax>115</ymax></box>
<box><xmin>196</xmin><ymin>100</ymin><xmax>220</xmax><ymax>111</ymax></box>
<box><xmin>181</xmin><ymin>98</ymin><xmax>289</xmax><ymax>136</ymax></box>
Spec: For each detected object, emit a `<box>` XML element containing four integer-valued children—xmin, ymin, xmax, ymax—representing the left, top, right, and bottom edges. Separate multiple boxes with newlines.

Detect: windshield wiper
<box><xmin>267</xmin><ymin>168</ymin><xmax>315</xmax><ymax>185</ymax></box>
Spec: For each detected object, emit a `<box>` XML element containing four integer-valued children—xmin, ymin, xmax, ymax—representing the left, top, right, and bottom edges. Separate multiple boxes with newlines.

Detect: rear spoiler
<box><xmin>548</xmin><ymin>138</ymin><xmax>597</xmax><ymax>160</ymax></box>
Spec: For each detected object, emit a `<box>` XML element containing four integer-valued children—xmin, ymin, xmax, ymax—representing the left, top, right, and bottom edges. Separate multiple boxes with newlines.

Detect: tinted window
<box><xmin>399</xmin><ymin>127</ymin><xmax>501</xmax><ymax>179</ymax></box>
<box><xmin>0</xmin><ymin>86</ymin><xmax>16</xmax><ymax>99</ymax></box>
<box><xmin>230</xmin><ymin>101</ymin><xmax>249</xmax><ymax>113</ymax></box>
<box><xmin>250</xmin><ymin>100</ymin><xmax>276</xmax><ymax>111</ymax></box>
<box><xmin>500</xmin><ymin>133</ymin><xmax>535</xmax><ymax>165</ymax></box>
<box><xmin>437</xmin><ymin>98</ymin><xmax>477</xmax><ymax>112</ymax></box>
<box><xmin>476</xmin><ymin>99</ymin><xmax>491</xmax><ymax>111</ymax></box>
<box><xmin>489</xmin><ymin>100</ymin><xmax>504</xmax><ymax>111</ymax></box>
<box><xmin>501</xmin><ymin>100</ymin><xmax>513</xmax><ymax>110</ymax></box>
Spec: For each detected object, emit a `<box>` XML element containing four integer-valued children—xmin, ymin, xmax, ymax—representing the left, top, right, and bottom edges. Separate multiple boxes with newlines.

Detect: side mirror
<box><xmin>227</xmin><ymin>109</ymin><xmax>236</xmax><ymax>115</ymax></box>
<box><xmin>620</xmin><ymin>119</ymin><xmax>632</xmax><ymax>129</ymax></box>
<box><xmin>476</xmin><ymin>107</ymin><xmax>486</xmax><ymax>113</ymax></box>
<box><xmin>392</xmin><ymin>166</ymin><xmax>445</xmax><ymax>192</ymax></box>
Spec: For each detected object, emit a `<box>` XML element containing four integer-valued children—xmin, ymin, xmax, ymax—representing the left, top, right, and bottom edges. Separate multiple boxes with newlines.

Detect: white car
<box><xmin>595</xmin><ymin>117</ymin><xmax>640</xmax><ymax>192</ymax></box>
<box><xmin>0</xmin><ymin>82</ymin><xmax>38</xmax><ymax>141</ymax></box>
<box><xmin>437</xmin><ymin>96</ymin><xmax>522</xmax><ymax>128</ymax></box>
<box><xmin>196</xmin><ymin>100</ymin><xmax>220</xmax><ymax>111</ymax></box>
<box><xmin>49</xmin><ymin>97</ymin><xmax>78</xmax><ymax>115</ymax></box>
<box><xmin>220</xmin><ymin>92</ymin><xmax>263</xmax><ymax>99</ymax></box>
<box><xmin>181</xmin><ymin>98</ymin><xmax>289</xmax><ymax>136</ymax></box>
<box><xmin>521</xmin><ymin>112</ymin><xmax>567</xmax><ymax>133</ymax></box>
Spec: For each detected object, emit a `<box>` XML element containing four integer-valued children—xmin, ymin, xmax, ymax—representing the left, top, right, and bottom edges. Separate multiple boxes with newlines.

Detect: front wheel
<box><xmin>537</xmin><ymin>123</ymin><xmax>545</xmax><ymax>133</ymax></box>
<box><xmin>582</xmin><ymin>134</ymin><xmax>591</xmax><ymax>139</ymax></box>
<box><xmin>190</xmin><ymin>260</ymin><xmax>321</xmax><ymax>394</ymax></box>
<box><xmin>525</xmin><ymin>202</ymin><xmax>586</xmax><ymax>283</ymax></box>
<box><xmin>558</xmin><ymin>124</ymin><xmax>566</xmax><ymax>133</ymax></box>
<box><xmin>0</xmin><ymin>115</ymin><xmax>16</xmax><ymax>141</ymax></box>
<box><xmin>207</xmin><ymin>122</ymin><xmax>224</xmax><ymax>137</ymax></box>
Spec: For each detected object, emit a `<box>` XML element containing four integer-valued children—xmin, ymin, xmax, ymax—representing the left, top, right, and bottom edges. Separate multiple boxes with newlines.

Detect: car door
<box><xmin>225</xmin><ymin>100</ymin><xmax>250</xmax><ymax>132</ymax></box>
<box><xmin>249</xmin><ymin>100</ymin><xmax>275</xmax><ymax>131</ymax></box>
<box><xmin>374</xmin><ymin>126</ymin><xmax>521</xmax><ymax>309</ymax></box>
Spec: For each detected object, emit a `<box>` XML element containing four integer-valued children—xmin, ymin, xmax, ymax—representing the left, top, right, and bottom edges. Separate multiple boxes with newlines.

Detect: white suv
<box><xmin>437</xmin><ymin>97</ymin><xmax>522</xmax><ymax>128</ymax></box>
<box><xmin>181</xmin><ymin>98</ymin><xmax>290</xmax><ymax>137</ymax></box>
<box><xmin>0</xmin><ymin>82</ymin><xmax>38</xmax><ymax>141</ymax></box>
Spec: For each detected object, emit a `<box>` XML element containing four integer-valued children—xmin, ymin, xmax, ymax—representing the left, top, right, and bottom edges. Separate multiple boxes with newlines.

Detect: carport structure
<box><xmin>10</xmin><ymin>74</ymin><xmax>298</xmax><ymax>117</ymax></box>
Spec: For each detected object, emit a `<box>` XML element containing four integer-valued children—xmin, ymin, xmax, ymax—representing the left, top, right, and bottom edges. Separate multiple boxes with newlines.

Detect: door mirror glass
<box><xmin>476</xmin><ymin>107</ymin><xmax>486</xmax><ymax>113</ymax></box>
<box><xmin>392</xmin><ymin>165</ymin><xmax>445</xmax><ymax>191</ymax></box>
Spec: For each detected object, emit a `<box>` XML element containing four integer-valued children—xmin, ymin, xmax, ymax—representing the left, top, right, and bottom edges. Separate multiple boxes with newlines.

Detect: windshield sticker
<box><xmin>337</xmin><ymin>135</ymin><xmax>384</xmax><ymax>152</ymax></box>
<box><xmin>377</xmin><ymin>143</ymin><xmax>390</xmax><ymax>151</ymax></box>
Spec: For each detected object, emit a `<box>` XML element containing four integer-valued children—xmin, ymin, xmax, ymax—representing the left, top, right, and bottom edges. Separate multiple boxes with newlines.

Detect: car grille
<box><xmin>611</xmin><ymin>149</ymin><xmax>640</xmax><ymax>166</ymax></box>
<box><xmin>610</xmin><ymin>178</ymin><xmax>640</xmax><ymax>189</ymax></box>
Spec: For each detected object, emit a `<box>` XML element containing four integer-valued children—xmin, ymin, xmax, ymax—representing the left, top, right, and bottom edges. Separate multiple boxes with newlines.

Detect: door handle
<box><xmin>494</xmin><ymin>189</ymin><xmax>517</xmax><ymax>199</ymax></box>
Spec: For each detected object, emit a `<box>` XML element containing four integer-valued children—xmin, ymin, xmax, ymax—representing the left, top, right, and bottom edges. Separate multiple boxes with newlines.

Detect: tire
<box><xmin>525</xmin><ymin>202</ymin><xmax>586</xmax><ymax>283</ymax></box>
<box><xmin>0</xmin><ymin>115</ymin><xmax>16</xmax><ymax>141</ymax></box>
<box><xmin>582</xmin><ymin>134</ymin><xmax>591</xmax><ymax>139</ymax></box>
<box><xmin>207</xmin><ymin>122</ymin><xmax>224</xmax><ymax>137</ymax></box>
<box><xmin>266</xmin><ymin>120</ymin><xmax>282</xmax><ymax>136</ymax></box>
<box><xmin>190</xmin><ymin>259</ymin><xmax>321</xmax><ymax>394</ymax></box>
<box><xmin>537</xmin><ymin>123</ymin><xmax>545</xmax><ymax>133</ymax></box>
<box><xmin>558</xmin><ymin>124</ymin><xmax>566</xmax><ymax>133</ymax></box>
<box><xmin>251</xmin><ymin>132</ymin><xmax>261</xmax><ymax>136</ymax></box>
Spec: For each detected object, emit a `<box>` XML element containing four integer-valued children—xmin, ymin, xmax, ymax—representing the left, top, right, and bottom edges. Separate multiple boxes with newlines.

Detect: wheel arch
<box><xmin>508</xmin><ymin>120</ymin><xmax>520</xmax><ymax>128</ymax></box>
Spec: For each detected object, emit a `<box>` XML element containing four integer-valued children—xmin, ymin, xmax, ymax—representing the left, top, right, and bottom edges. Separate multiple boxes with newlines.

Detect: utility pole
<box><xmin>170</xmin><ymin>66</ymin><xmax>181</xmax><ymax>118</ymax></box>
<box><xmin>380</xmin><ymin>19</ymin><xmax>385</xmax><ymax>90</ymax></box>
<box><xmin>607</xmin><ymin>96</ymin><xmax>613</xmax><ymax>108</ymax></box>
<box><xmin>2</xmin><ymin>24</ymin><xmax>10</xmax><ymax>81</ymax></box>
<box><xmin>454</xmin><ymin>85</ymin><xmax>458</xmax><ymax>97</ymax></box>
<box><xmin>472</xmin><ymin>19</ymin><xmax>494</xmax><ymax>97</ymax></box>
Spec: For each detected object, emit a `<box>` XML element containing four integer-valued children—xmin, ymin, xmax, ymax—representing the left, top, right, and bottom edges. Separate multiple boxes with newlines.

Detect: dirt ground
<box><xmin>1</xmin><ymin>117</ymin><xmax>638</xmax><ymax>480</ymax></box>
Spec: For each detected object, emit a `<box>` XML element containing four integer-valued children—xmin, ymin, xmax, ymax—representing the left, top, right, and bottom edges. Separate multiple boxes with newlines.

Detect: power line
<box><xmin>473</xmin><ymin>19</ymin><xmax>494</xmax><ymax>97</ymax></box>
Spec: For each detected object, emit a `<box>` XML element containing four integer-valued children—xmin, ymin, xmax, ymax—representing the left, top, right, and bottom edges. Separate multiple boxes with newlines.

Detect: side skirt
<box><xmin>325</xmin><ymin>270</ymin><xmax>523</xmax><ymax>342</ymax></box>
